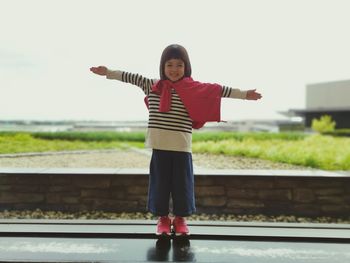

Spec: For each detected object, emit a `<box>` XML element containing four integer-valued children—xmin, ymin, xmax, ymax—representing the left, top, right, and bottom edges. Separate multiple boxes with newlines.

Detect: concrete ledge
<box><xmin>0</xmin><ymin>168</ymin><xmax>349</xmax><ymax>178</ymax></box>
<box><xmin>1</xmin><ymin>219</ymin><xmax>349</xmax><ymax>241</ymax></box>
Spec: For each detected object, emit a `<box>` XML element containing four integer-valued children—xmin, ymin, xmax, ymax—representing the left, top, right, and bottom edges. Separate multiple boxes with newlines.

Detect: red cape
<box><xmin>145</xmin><ymin>77</ymin><xmax>222</xmax><ymax>129</ymax></box>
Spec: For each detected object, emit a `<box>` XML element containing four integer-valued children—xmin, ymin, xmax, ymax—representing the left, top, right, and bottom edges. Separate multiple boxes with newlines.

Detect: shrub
<box><xmin>311</xmin><ymin>115</ymin><xmax>336</xmax><ymax>133</ymax></box>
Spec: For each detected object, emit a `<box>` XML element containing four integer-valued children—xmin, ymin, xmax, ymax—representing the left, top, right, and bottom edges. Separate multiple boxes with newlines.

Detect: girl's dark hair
<box><xmin>159</xmin><ymin>44</ymin><xmax>192</xmax><ymax>80</ymax></box>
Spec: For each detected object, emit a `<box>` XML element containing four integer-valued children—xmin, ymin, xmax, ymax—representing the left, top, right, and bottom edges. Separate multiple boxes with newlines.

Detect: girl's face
<box><xmin>164</xmin><ymin>59</ymin><xmax>185</xmax><ymax>82</ymax></box>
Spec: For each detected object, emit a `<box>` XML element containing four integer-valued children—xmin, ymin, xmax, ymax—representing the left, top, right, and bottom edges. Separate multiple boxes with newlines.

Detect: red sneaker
<box><xmin>156</xmin><ymin>216</ymin><xmax>172</xmax><ymax>236</ymax></box>
<box><xmin>172</xmin><ymin>216</ymin><xmax>190</xmax><ymax>236</ymax></box>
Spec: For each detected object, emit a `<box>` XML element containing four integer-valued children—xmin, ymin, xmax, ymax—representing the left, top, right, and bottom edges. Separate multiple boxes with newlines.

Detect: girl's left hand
<box><xmin>246</xmin><ymin>89</ymin><xmax>262</xmax><ymax>100</ymax></box>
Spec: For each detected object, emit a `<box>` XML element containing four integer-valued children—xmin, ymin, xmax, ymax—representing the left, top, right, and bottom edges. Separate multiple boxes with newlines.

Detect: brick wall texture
<box><xmin>0</xmin><ymin>173</ymin><xmax>349</xmax><ymax>217</ymax></box>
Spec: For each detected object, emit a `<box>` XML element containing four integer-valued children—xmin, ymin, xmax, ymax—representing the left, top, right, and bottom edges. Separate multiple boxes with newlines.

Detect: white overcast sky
<box><xmin>1</xmin><ymin>0</ymin><xmax>349</xmax><ymax>122</ymax></box>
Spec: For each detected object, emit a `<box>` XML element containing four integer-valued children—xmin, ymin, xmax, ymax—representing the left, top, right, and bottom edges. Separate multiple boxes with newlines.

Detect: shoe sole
<box><xmin>175</xmin><ymin>232</ymin><xmax>190</xmax><ymax>236</ymax></box>
<box><xmin>173</xmin><ymin>227</ymin><xmax>190</xmax><ymax>236</ymax></box>
<box><xmin>156</xmin><ymin>232</ymin><xmax>172</xmax><ymax>236</ymax></box>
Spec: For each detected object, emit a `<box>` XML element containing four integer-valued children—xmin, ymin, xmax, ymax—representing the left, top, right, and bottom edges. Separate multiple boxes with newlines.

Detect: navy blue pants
<box><xmin>147</xmin><ymin>149</ymin><xmax>196</xmax><ymax>217</ymax></box>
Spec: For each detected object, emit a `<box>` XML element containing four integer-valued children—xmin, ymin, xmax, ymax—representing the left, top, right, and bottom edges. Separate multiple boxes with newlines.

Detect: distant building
<box><xmin>285</xmin><ymin>79</ymin><xmax>350</xmax><ymax>129</ymax></box>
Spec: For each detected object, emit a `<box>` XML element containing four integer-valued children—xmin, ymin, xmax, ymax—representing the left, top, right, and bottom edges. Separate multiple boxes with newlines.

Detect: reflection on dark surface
<box><xmin>1</xmin><ymin>237</ymin><xmax>350</xmax><ymax>262</ymax></box>
<box><xmin>147</xmin><ymin>236</ymin><xmax>195</xmax><ymax>262</ymax></box>
<box><xmin>173</xmin><ymin>236</ymin><xmax>195</xmax><ymax>262</ymax></box>
<box><xmin>147</xmin><ymin>236</ymin><xmax>171</xmax><ymax>261</ymax></box>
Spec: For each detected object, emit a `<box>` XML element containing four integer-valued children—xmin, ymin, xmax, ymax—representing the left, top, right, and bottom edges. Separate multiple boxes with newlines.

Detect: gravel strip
<box><xmin>0</xmin><ymin>209</ymin><xmax>348</xmax><ymax>224</ymax></box>
<box><xmin>0</xmin><ymin>149</ymin><xmax>150</xmax><ymax>169</ymax></box>
<box><xmin>192</xmin><ymin>153</ymin><xmax>312</xmax><ymax>170</ymax></box>
<box><xmin>0</xmin><ymin>149</ymin><xmax>309</xmax><ymax>170</ymax></box>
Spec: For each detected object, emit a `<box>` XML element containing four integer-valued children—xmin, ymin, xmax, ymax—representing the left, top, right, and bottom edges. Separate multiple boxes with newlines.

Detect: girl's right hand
<box><xmin>90</xmin><ymin>66</ymin><xmax>107</xmax><ymax>76</ymax></box>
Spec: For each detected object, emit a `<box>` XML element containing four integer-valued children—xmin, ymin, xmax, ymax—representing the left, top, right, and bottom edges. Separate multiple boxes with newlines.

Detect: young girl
<box><xmin>90</xmin><ymin>44</ymin><xmax>262</xmax><ymax>236</ymax></box>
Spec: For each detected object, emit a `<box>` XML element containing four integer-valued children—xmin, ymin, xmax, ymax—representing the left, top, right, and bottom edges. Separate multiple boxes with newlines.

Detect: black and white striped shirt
<box><xmin>106</xmin><ymin>70</ymin><xmax>247</xmax><ymax>152</ymax></box>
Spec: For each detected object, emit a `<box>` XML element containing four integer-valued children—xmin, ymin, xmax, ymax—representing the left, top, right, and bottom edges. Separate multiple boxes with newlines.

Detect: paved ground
<box><xmin>1</xmin><ymin>220</ymin><xmax>349</xmax><ymax>263</ymax></box>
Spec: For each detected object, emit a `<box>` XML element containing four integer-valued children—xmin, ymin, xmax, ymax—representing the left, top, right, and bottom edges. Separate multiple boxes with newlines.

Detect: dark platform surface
<box><xmin>0</xmin><ymin>220</ymin><xmax>349</xmax><ymax>262</ymax></box>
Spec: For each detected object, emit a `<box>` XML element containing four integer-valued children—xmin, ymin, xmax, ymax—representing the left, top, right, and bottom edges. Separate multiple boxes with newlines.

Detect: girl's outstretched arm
<box><xmin>246</xmin><ymin>89</ymin><xmax>262</xmax><ymax>100</ymax></box>
<box><xmin>90</xmin><ymin>66</ymin><xmax>107</xmax><ymax>76</ymax></box>
<box><xmin>221</xmin><ymin>85</ymin><xmax>262</xmax><ymax>101</ymax></box>
<box><xmin>90</xmin><ymin>66</ymin><xmax>156</xmax><ymax>95</ymax></box>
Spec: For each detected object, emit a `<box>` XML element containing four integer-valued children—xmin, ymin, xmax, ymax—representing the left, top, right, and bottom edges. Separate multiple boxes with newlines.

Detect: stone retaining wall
<box><xmin>0</xmin><ymin>169</ymin><xmax>349</xmax><ymax>217</ymax></box>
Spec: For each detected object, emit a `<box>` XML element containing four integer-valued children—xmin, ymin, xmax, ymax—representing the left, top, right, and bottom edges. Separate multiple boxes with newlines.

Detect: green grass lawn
<box><xmin>192</xmin><ymin>134</ymin><xmax>350</xmax><ymax>170</ymax></box>
<box><xmin>0</xmin><ymin>131</ymin><xmax>349</xmax><ymax>170</ymax></box>
<box><xmin>0</xmin><ymin>132</ymin><xmax>143</xmax><ymax>154</ymax></box>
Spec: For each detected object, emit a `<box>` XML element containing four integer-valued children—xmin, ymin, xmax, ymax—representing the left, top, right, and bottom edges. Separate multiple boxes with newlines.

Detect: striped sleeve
<box><xmin>221</xmin><ymin>86</ymin><xmax>247</xmax><ymax>99</ymax></box>
<box><xmin>106</xmin><ymin>69</ymin><xmax>156</xmax><ymax>95</ymax></box>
